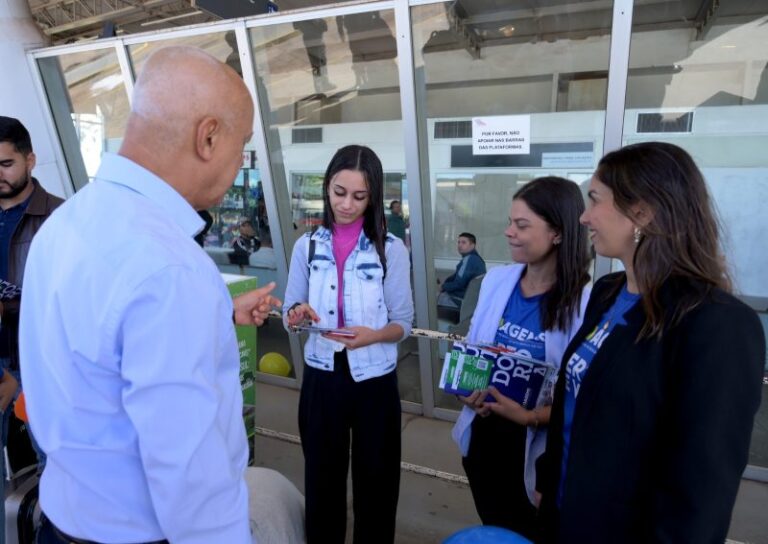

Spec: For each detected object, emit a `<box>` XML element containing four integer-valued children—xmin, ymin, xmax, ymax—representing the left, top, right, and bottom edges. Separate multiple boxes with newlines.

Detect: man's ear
<box><xmin>25</xmin><ymin>152</ymin><xmax>36</xmax><ymax>172</ymax></box>
<box><xmin>195</xmin><ymin>117</ymin><xmax>221</xmax><ymax>161</ymax></box>
<box><xmin>630</xmin><ymin>201</ymin><xmax>653</xmax><ymax>228</ymax></box>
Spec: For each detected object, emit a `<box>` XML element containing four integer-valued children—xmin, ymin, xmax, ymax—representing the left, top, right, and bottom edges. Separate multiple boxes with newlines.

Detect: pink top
<box><xmin>332</xmin><ymin>217</ymin><xmax>364</xmax><ymax>327</ymax></box>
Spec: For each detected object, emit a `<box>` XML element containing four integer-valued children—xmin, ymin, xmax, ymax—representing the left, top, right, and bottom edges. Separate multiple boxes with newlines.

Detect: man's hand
<box><xmin>233</xmin><ymin>282</ymin><xmax>282</xmax><ymax>326</ymax></box>
<box><xmin>485</xmin><ymin>385</ymin><xmax>533</xmax><ymax>425</ymax></box>
<box><xmin>0</xmin><ymin>371</ymin><xmax>19</xmax><ymax>413</ymax></box>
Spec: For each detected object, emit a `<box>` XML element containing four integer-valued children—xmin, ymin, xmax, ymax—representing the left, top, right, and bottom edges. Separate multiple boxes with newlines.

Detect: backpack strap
<box><xmin>307</xmin><ymin>227</ymin><xmax>318</xmax><ymax>267</ymax></box>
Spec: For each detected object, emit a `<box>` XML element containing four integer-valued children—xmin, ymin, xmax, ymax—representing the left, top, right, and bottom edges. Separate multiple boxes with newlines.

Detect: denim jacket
<box><xmin>283</xmin><ymin>226</ymin><xmax>413</xmax><ymax>382</ymax></box>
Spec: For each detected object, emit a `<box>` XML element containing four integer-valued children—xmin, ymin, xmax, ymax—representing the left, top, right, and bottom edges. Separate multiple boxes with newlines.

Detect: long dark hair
<box><xmin>595</xmin><ymin>141</ymin><xmax>730</xmax><ymax>339</ymax></box>
<box><xmin>514</xmin><ymin>176</ymin><xmax>591</xmax><ymax>331</ymax></box>
<box><xmin>322</xmin><ymin>145</ymin><xmax>387</xmax><ymax>271</ymax></box>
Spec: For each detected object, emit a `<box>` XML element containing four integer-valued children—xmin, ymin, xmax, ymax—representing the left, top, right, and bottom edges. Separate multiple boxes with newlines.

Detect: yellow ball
<box><xmin>259</xmin><ymin>352</ymin><xmax>292</xmax><ymax>377</ymax></box>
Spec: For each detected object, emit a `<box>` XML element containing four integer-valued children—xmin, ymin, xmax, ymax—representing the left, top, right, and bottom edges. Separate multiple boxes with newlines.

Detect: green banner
<box><xmin>224</xmin><ymin>274</ymin><xmax>259</xmax><ymax>464</ymax></box>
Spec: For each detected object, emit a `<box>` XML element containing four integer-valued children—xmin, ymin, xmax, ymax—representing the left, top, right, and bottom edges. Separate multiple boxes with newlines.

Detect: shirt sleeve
<box><xmin>282</xmin><ymin>236</ymin><xmax>310</xmax><ymax>330</ymax></box>
<box><xmin>119</xmin><ymin>266</ymin><xmax>252</xmax><ymax>544</ymax></box>
<box><xmin>383</xmin><ymin>238</ymin><xmax>414</xmax><ymax>340</ymax></box>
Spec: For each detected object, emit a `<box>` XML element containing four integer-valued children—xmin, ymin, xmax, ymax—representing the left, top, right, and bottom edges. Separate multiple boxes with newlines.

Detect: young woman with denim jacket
<box><xmin>283</xmin><ymin>145</ymin><xmax>413</xmax><ymax>544</ymax></box>
<box><xmin>452</xmin><ymin>177</ymin><xmax>591</xmax><ymax>540</ymax></box>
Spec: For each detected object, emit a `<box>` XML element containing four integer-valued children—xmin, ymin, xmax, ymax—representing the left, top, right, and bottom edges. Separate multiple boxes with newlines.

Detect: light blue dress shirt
<box><xmin>19</xmin><ymin>154</ymin><xmax>252</xmax><ymax>544</ymax></box>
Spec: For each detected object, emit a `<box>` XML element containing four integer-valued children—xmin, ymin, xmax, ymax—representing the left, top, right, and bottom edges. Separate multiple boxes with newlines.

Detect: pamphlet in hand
<box><xmin>0</xmin><ymin>278</ymin><xmax>21</xmax><ymax>301</ymax></box>
<box><xmin>291</xmin><ymin>323</ymin><xmax>357</xmax><ymax>337</ymax></box>
<box><xmin>439</xmin><ymin>341</ymin><xmax>554</xmax><ymax>409</ymax></box>
<box><xmin>439</xmin><ymin>342</ymin><xmax>495</xmax><ymax>396</ymax></box>
<box><xmin>483</xmin><ymin>348</ymin><xmax>553</xmax><ymax>409</ymax></box>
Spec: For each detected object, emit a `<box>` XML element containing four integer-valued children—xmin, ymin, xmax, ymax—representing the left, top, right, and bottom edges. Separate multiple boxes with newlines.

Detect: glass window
<box><xmin>626</xmin><ymin>1</ymin><xmax>768</xmax><ymax>468</ymax></box>
<box><xmin>128</xmin><ymin>33</ymin><xmax>266</xmax><ymax>253</ymax></box>
<box><xmin>249</xmin><ymin>10</ymin><xmax>420</xmax><ymax>402</ymax></box>
<box><xmin>127</xmin><ymin>32</ymin><xmax>289</xmax><ymax>379</ymax></box>
<box><xmin>411</xmin><ymin>1</ymin><xmax>614</xmax><ymax>410</ymax></box>
<box><xmin>37</xmin><ymin>47</ymin><xmax>130</xmax><ymax>187</ymax></box>
<box><xmin>128</xmin><ymin>33</ymin><xmax>241</xmax><ymax>76</ymax></box>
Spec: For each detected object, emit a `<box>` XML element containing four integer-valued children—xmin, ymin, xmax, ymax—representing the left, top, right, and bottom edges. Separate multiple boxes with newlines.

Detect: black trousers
<box><xmin>299</xmin><ymin>351</ymin><xmax>401</xmax><ymax>544</ymax></box>
<box><xmin>462</xmin><ymin>413</ymin><xmax>538</xmax><ymax>541</ymax></box>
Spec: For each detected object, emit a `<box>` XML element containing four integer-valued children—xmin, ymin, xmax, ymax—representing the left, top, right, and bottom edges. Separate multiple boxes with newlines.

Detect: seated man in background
<box><xmin>438</xmin><ymin>232</ymin><xmax>486</xmax><ymax>310</ymax></box>
<box><xmin>230</xmin><ymin>217</ymin><xmax>261</xmax><ymax>266</ymax></box>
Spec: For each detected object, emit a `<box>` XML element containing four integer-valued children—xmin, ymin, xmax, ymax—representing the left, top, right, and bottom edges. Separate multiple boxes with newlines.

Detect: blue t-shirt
<box><xmin>558</xmin><ymin>284</ymin><xmax>641</xmax><ymax>505</ymax></box>
<box><xmin>493</xmin><ymin>283</ymin><xmax>546</xmax><ymax>363</ymax></box>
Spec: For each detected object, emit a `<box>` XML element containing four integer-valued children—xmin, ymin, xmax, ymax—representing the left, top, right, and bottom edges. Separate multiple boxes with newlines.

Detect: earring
<box><xmin>553</xmin><ymin>238</ymin><xmax>561</xmax><ymax>246</ymax></box>
<box><xmin>633</xmin><ymin>227</ymin><xmax>642</xmax><ymax>244</ymax></box>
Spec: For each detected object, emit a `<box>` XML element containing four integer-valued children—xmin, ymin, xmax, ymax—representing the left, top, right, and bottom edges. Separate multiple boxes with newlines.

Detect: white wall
<box><xmin>0</xmin><ymin>0</ymin><xmax>70</xmax><ymax>199</ymax></box>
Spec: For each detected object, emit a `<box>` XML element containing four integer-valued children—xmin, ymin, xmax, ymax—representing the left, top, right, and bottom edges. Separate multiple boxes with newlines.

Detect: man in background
<box><xmin>20</xmin><ymin>47</ymin><xmax>282</xmax><ymax>544</ymax></box>
<box><xmin>0</xmin><ymin>116</ymin><xmax>63</xmax><ymax>450</ymax></box>
<box><xmin>387</xmin><ymin>200</ymin><xmax>407</xmax><ymax>243</ymax></box>
<box><xmin>230</xmin><ymin>217</ymin><xmax>261</xmax><ymax>266</ymax></box>
<box><xmin>0</xmin><ymin>114</ymin><xmax>62</xmax><ymax>541</ymax></box>
<box><xmin>438</xmin><ymin>232</ymin><xmax>486</xmax><ymax>310</ymax></box>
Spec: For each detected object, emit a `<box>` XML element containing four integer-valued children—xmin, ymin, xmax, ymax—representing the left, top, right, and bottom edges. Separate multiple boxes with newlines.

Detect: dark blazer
<box><xmin>536</xmin><ymin>273</ymin><xmax>764</xmax><ymax>544</ymax></box>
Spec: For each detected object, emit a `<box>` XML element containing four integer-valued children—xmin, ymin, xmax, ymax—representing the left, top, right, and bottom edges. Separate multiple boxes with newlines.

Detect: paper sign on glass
<box><xmin>472</xmin><ymin>115</ymin><xmax>531</xmax><ymax>155</ymax></box>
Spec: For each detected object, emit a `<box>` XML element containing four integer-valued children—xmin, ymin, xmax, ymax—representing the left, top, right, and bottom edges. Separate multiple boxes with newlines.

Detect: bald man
<box><xmin>19</xmin><ymin>47</ymin><xmax>280</xmax><ymax>544</ymax></box>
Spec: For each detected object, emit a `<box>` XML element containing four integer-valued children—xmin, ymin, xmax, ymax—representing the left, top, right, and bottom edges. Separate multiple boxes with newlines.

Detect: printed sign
<box><xmin>241</xmin><ymin>150</ymin><xmax>256</xmax><ymax>170</ymax></box>
<box><xmin>541</xmin><ymin>151</ymin><xmax>594</xmax><ymax>168</ymax></box>
<box><xmin>223</xmin><ymin>273</ymin><xmax>259</xmax><ymax>462</ymax></box>
<box><xmin>472</xmin><ymin>115</ymin><xmax>530</xmax><ymax>155</ymax></box>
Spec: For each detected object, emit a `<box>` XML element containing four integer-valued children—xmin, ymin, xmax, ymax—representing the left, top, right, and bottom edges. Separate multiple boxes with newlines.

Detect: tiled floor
<box><xmin>252</xmin><ymin>382</ymin><xmax>768</xmax><ymax>544</ymax></box>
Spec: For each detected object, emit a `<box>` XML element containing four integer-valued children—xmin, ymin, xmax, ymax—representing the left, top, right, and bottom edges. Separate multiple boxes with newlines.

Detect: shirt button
<box><xmin>330</xmin><ymin>285</ymin><xmax>336</xmax><ymax>290</ymax></box>
<box><xmin>329</xmin><ymin>310</ymin><xmax>335</xmax><ymax>315</ymax></box>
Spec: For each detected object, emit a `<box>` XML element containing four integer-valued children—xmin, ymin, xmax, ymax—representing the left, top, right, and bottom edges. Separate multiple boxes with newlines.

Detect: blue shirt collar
<box><xmin>94</xmin><ymin>153</ymin><xmax>204</xmax><ymax>238</ymax></box>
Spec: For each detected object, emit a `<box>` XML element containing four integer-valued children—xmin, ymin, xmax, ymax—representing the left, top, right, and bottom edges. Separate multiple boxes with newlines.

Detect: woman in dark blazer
<box><xmin>536</xmin><ymin>142</ymin><xmax>765</xmax><ymax>543</ymax></box>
